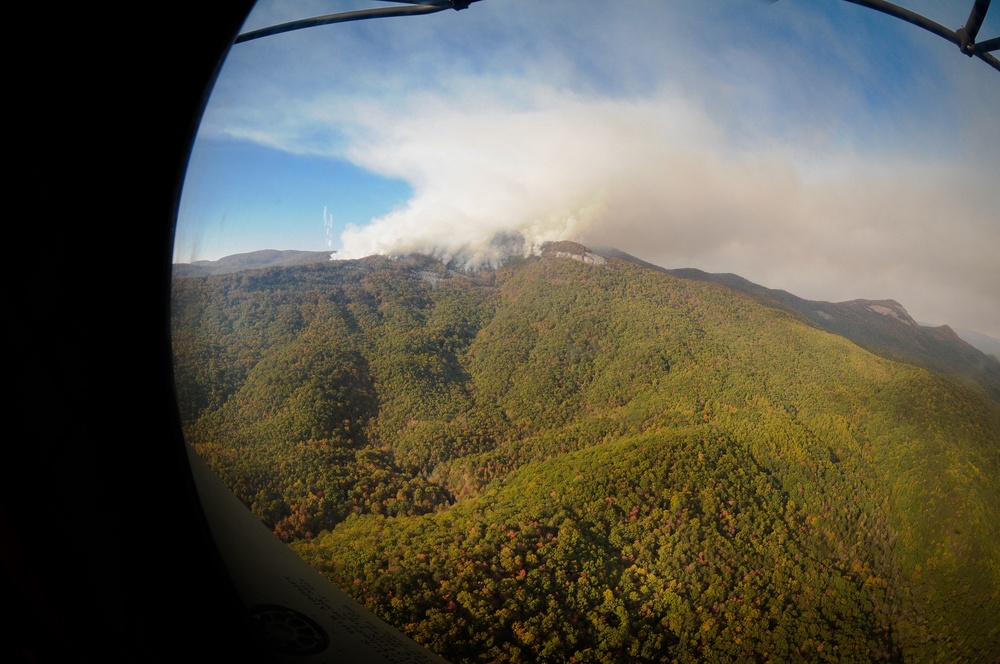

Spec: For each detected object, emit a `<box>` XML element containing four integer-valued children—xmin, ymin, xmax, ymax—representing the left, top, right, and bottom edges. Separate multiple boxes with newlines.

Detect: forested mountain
<box><xmin>596</xmin><ymin>248</ymin><xmax>1000</xmax><ymax>401</ymax></box>
<box><xmin>171</xmin><ymin>246</ymin><xmax>1000</xmax><ymax>663</ymax></box>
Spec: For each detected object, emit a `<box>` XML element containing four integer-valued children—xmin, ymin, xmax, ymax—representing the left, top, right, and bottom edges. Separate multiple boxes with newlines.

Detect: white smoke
<box><xmin>199</xmin><ymin>1</ymin><xmax>1000</xmax><ymax>335</ymax></box>
<box><xmin>334</xmin><ymin>85</ymin><xmax>720</xmax><ymax>268</ymax></box>
<box><xmin>324</xmin><ymin>78</ymin><xmax>999</xmax><ymax>336</ymax></box>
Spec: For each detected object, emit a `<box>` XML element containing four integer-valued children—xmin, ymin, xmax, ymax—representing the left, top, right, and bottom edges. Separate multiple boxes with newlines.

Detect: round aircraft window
<box><xmin>170</xmin><ymin>3</ymin><xmax>1000</xmax><ymax>662</ymax></box>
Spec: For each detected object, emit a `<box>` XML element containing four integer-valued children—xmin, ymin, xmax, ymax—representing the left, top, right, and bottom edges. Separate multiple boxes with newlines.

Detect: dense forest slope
<box><xmin>596</xmin><ymin>248</ymin><xmax>1000</xmax><ymax>401</ymax></box>
<box><xmin>172</xmin><ymin>248</ymin><xmax>1000</xmax><ymax>663</ymax></box>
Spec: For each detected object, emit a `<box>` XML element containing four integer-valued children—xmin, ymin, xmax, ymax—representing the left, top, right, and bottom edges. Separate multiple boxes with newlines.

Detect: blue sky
<box><xmin>174</xmin><ymin>0</ymin><xmax>999</xmax><ymax>337</ymax></box>
<box><xmin>175</xmin><ymin>139</ymin><xmax>410</xmax><ymax>259</ymax></box>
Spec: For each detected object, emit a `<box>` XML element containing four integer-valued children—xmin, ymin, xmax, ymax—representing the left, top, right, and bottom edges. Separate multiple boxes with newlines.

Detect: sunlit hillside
<box><xmin>172</xmin><ymin>248</ymin><xmax>1000</xmax><ymax>663</ymax></box>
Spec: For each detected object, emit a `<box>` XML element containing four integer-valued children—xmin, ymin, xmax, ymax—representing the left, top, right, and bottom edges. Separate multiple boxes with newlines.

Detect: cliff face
<box><xmin>541</xmin><ymin>241</ymin><xmax>607</xmax><ymax>265</ymax></box>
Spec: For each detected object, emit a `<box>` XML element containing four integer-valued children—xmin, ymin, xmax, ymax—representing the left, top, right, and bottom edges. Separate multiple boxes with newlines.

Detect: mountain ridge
<box><xmin>172</xmin><ymin>249</ymin><xmax>334</xmax><ymax>276</ymax></box>
<box><xmin>591</xmin><ymin>247</ymin><xmax>1000</xmax><ymax>401</ymax></box>
<box><xmin>173</xmin><ymin>246</ymin><xmax>1000</xmax><ymax>401</ymax></box>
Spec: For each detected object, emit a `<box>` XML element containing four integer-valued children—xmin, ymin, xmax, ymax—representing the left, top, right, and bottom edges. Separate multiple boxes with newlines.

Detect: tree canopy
<box><xmin>172</xmin><ymin>251</ymin><xmax>1000</xmax><ymax>662</ymax></box>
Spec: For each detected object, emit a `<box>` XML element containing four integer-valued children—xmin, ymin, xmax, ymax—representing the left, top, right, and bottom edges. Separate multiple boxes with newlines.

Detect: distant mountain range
<box><xmin>172</xmin><ymin>249</ymin><xmax>333</xmax><ymax>276</ymax></box>
<box><xmin>949</xmin><ymin>327</ymin><xmax>1000</xmax><ymax>360</ymax></box>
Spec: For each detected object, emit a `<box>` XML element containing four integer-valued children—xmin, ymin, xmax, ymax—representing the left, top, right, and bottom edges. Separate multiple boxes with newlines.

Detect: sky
<box><xmin>174</xmin><ymin>0</ymin><xmax>1000</xmax><ymax>338</ymax></box>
